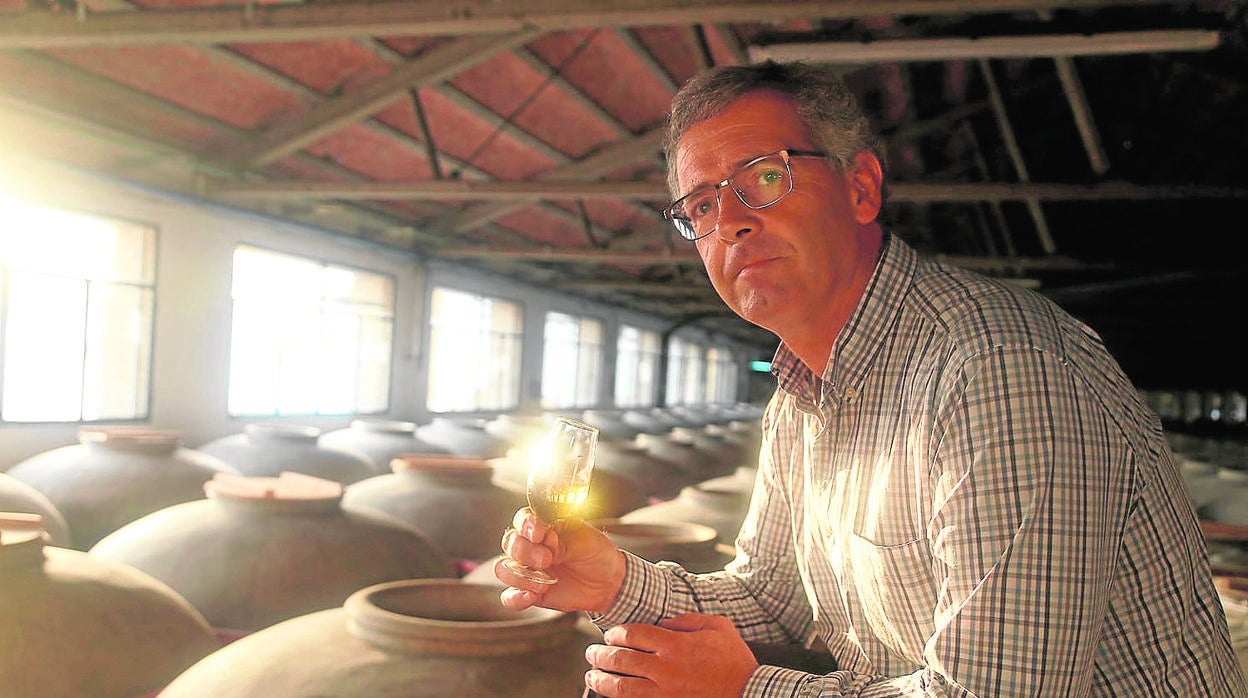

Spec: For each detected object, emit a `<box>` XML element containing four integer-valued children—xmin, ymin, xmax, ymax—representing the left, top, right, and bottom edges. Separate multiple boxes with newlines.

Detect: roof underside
<box><xmin>0</xmin><ymin>0</ymin><xmax>1245</xmax><ymax>389</ymax></box>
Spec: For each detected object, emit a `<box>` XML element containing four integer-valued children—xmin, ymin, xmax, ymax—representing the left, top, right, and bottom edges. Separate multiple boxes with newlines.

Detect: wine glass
<box><xmin>501</xmin><ymin>416</ymin><xmax>599</xmax><ymax>584</ymax></box>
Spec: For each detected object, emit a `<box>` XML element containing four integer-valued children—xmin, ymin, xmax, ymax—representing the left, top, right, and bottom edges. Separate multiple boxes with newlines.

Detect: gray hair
<box><xmin>663</xmin><ymin>60</ymin><xmax>885</xmax><ymax>197</ymax></box>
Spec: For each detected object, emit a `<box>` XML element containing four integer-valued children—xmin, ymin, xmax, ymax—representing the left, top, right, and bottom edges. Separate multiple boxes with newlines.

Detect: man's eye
<box><xmin>757</xmin><ymin>168</ymin><xmax>785</xmax><ymax>186</ymax></box>
<box><xmin>687</xmin><ymin>193</ymin><xmax>716</xmax><ymax>219</ymax></box>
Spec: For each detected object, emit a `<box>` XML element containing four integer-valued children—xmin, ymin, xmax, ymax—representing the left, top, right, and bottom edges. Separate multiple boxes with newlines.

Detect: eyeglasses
<box><xmin>662</xmin><ymin>149</ymin><xmax>827</xmax><ymax>241</ymax></box>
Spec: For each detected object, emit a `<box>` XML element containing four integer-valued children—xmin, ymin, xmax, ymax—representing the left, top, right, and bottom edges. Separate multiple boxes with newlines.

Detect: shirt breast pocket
<box><xmin>846</xmin><ymin>532</ymin><xmax>935</xmax><ymax>661</ymax></box>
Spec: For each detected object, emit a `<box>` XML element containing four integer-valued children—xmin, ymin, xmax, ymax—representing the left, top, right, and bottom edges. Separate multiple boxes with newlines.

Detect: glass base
<box><xmin>500</xmin><ymin>556</ymin><xmax>558</xmax><ymax>585</ymax></box>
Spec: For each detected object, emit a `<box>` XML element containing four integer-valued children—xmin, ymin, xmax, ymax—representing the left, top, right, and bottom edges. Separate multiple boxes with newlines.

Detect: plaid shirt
<box><xmin>595</xmin><ymin>235</ymin><xmax>1247</xmax><ymax>696</ymax></box>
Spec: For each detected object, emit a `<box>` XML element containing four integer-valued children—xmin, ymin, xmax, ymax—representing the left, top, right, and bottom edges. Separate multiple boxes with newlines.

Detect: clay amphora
<box><xmin>89</xmin><ymin>471</ymin><xmax>455</xmax><ymax>632</ymax></box>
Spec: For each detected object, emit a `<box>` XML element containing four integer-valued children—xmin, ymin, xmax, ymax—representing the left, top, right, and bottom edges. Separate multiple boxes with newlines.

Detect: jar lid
<box><xmin>390</xmin><ymin>454</ymin><xmax>492</xmax><ymax>476</ymax></box>
<box><xmin>0</xmin><ymin>513</ymin><xmax>47</xmax><ymax>571</ymax></box>
<box><xmin>351</xmin><ymin>419</ymin><xmax>417</xmax><ymax>434</ymax></box>
<box><xmin>0</xmin><ymin>512</ymin><xmax>44</xmax><ymax>546</ymax></box>
<box><xmin>78</xmin><ymin>426</ymin><xmax>182</xmax><ymax>451</ymax></box>
<box><xmin>243</xmin><ymin>423</ymin><xmax>321</xmax><ymax>442</ymax></box>
<box><xmin>205</xmin><ymin>471</ymin><xmax>344</xmax><ymax>501</ymax></box>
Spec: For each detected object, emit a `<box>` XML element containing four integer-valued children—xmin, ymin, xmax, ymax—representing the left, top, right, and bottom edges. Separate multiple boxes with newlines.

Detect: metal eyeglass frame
<box><xmin>662</xmin><ymin>148</ymin><xmax>827</xmax><ymax>241</ymax></box>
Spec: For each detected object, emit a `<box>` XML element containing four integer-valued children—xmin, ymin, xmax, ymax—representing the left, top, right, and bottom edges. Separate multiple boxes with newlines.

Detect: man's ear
<box><xmin>848</xmin><ymin>151</ymin><xmax>883</xmax><ymax>224</ymax></box>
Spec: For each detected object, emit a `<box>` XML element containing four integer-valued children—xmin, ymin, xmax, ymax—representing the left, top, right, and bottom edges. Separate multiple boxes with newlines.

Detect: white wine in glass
<box><xmin>502</xmin><ymin>416</ymin><xmax>599</xmax><ymax>585</ymax></box>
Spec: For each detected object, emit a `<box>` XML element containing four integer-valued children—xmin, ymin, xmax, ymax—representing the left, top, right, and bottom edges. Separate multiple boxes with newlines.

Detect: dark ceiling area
<box><xmin>0</xmin><ymin>1</ymin><xmax>1245</xmax><ymax>391</ymax></box>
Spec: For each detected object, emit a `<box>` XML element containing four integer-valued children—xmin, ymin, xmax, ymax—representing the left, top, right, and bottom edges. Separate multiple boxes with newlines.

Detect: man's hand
<box><xmin>495</xmin><ymin>507</ymin><xmax>626</xmax><ymax>615</ymax></box>
<box><xmin>584</xmin><ymin>613</ymin><xmax>758</xmax><ymax>697</ymax></box>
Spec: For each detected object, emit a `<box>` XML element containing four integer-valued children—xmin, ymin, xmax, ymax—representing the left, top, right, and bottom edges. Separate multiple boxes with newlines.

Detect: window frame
<box><xmin>0</xmin><ymin>199</ymin><xmax>157</xmax><ymax>424</ymax></box>
<box><xmin>226</xmin><ymin>243</ymin><xmax>397</xmax><ymax>418</ymax></box>
<box><xmin>540</xmin><ymin>310</ymin><xmax>605</xmax><ymax>410</ymax></box>
<box><xmin>425</xmin><ymin>285</ymin><xmax>525</xmax><ymax>414</ymax></box>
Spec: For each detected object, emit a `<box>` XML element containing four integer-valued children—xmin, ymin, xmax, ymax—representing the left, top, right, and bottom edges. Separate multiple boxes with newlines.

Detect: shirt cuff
<box><xmin>587</xmin><ymin>550</ymin><xmax>670</xmax><ymax>628</ymax></box>
<box><xmin>743</xmin><ymin>664</ymin><xmax>820</xmax><ymax>698</ymax></box>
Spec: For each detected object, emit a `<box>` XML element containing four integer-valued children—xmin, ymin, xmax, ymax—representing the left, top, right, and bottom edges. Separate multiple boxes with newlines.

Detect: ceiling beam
<box><xmin>0</xmin><ymin>1</ymin><xmax>1151</xmax><ymax>49</ymax></box>
<box><xmin>204</xmin><ymin>178</ymin><xmax>1248</xmax><ymax>203</ymax></box>
<box><xmin>211</xmin><ymin>31</ymin><xmax>538</xmax><ymax>171</ymax></box>
<box><xmin>437</xmin><ymin>127</ymin><xmax>666</xmax><ymax>232</ymax></box>
<box><xmin>434</xmin><ymin>246</ymin><xmax>1106</xmax><ymax>272</ymax></box>
<box><xmin>748</xmin><ymin>29</ymin><xmax>1222</xmax><ymax>63</ymax></box>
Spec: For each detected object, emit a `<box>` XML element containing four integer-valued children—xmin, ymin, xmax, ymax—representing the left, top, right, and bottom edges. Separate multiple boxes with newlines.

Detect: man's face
<box><xmin>676</xmin><ymin>90</ymin><xmax>879</xmax><ymax>339</ymax></box>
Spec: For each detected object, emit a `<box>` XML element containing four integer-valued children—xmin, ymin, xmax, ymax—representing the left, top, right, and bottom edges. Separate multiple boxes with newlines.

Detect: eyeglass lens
<box><xmin>668</xmin><ymin>152</ymin><xmax>794</xmax><ymax>240</ymax></box>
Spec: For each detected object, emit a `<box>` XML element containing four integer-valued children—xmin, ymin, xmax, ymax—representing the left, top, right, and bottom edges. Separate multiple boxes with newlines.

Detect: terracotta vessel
<box><xmin>415</xmin><ymin>417</ymin><xmax>510</xmax><ymax>458</ymax></box>
<box><xmin>670</xmin><ymin>426</ymin><xmax>742</xmax><ymax>479</ymax></box>
<box><xmin>0</xmin><ymin>513</ymin><xmax>219</xmax><ymax>698</ymax></box>
<box><xmin>198</xmin><ymin>423</ymin><xmax>377</xmax><ymax>483</ymax></box>
<box><xmin>632</xmin><ymin>431</ymin><xmax>711</xmax><ymax>488</ymax></box>
<box><xmin>621</xmin><ymin>478</ymin><xmax>753</xmax><ymax>546</ymax></box>
<box><xmin>593</xmin><ymin>519</ymin><xmax>735</xmax><ymax>573</ymax></box>
<box><xmin>157</xmin><ymin>579</ymin><xmax>601</xmax><ymax>698</ymax></box>
<box><xmin>580</xmin><ymin>409</ymin><xmax>641</xmax><ymax>440</ymax></box>
<box><xmin>595</xmin><ymin>436</ymin><xmax>692</xmax><ymax>501</ymax></box>
<box><xmin>318</xmin><ymin>419</ymin><xmax>449</xmax><ymax>471</ymax></box>
<box><xmin>89</xmin><ymin>471</ymin><xmax>455</xmax><ymax>633</ymax></box>
<box><xmin>489</xmin><ymin>447</ymin><xmax>649</xmax><ymax>520</ymax></box>
<box><xmin>5</xmin><ymin>426</ymin><xmax>235</xmax><ymax>550</ymax></box>
<box><xmin>343</xmin><ymin>454</ymin><xmax>525</xmax><ymax>563</ymax></box>
<box><xmin>0</xmin><ymin>471</ymin><xmax>71</xmax><ymax>546</ymax></box>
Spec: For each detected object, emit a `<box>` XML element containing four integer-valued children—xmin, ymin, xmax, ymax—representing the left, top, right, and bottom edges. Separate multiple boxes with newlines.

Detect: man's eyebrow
<box><xmin>683</xmin><ymin>151</ymin><xmax>774</xmax><ymax>193</ymax></box>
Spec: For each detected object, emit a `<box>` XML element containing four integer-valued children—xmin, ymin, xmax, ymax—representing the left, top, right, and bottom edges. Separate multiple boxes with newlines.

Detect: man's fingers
<box><xmin>586</xmin><ymin>643</ymin><xmax>659</xmax><ymax>678</ymax></box>
<box><xmin>602</xmin><ymin>623</ymin><xmax>676</xmax><ymax>654</ymax></box>
<box><xmin>498</xmin><ymin>585</ymin><xmax>539</xmax><ymax>610</ymax></box>
<box><xmin>659</xmin><ymin>612</ymin><xmax>734</xmax><ymax>632</ymax></box>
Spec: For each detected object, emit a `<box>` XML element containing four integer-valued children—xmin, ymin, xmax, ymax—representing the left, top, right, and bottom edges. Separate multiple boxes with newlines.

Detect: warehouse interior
<box><xmin>1</xmin><ymin>0</ymin><xmax>1246</xmax><ymax>390</ymax></box>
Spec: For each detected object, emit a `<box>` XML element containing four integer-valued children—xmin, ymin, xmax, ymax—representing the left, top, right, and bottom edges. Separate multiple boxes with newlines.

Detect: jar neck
<box><xmin>344</xmin><ymin>580</ymin><xmax>577</xmax><ymax>657</ymax></box>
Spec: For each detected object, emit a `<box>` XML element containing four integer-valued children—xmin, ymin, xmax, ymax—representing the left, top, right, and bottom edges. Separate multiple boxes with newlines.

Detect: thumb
<box><xmin>659</xmin><ymin>613</ymin><xmax>733</xmax><ymax>632</ymax></box>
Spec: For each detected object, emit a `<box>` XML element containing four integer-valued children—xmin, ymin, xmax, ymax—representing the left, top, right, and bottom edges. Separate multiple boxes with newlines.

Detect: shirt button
<box><xmin>842</xmin><ymin>387</ymin><xmax>858</xmax><ymax>400</ymax></box>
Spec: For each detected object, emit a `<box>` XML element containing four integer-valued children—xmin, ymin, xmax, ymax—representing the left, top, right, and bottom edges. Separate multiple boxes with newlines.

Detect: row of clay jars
<box><xmin>5</xmin><ymin>427</ymin><xmax>237</xmax><ymax>550</ymax></box>
<box><xmin>621</xmin><ymin>467</ymin><xmax>757</xmax><ymax>546</ymax></box>
<box><xmin>0</xmin><ymin>513</ymin><xmax>221</xmax><ymax>698</ymax></box>
<box><xmin>88</xmin><ymin>472</ymin><xmax>456</xmax><ymax>634</ymax></box>
<box><xmin>318</xmin><ymin>418</ymin><xmax>450</xmax><ymax>471</ymax></box>
<box><xmin>342</xmin><ymin>454</ymin><xmax>525</xmax><ymax>564</ymax></box>
<box><xmin>198</xmin><ymin>423</ymin><xmax>377</xmax><ymax>484</ymax></box>
<box><xmin>158</xmin><ymin>579</ymin><xmax>601</xmax><ymax>698</ymax></box>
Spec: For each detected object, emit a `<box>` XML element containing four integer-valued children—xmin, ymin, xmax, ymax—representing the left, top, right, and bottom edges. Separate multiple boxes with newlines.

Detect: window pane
<box><xmin>427</xmin><ymin>287</ymin><xmax>522</xmax><ymax>412</ymax></box>
<box><xmin>83</xmin><ymin>283</ymin><xmax>153</xmax><ymax>420</ymax></box>
<box><xmin>615</xmin><ymin>325</ymin><xmax>659</xmax><ymax>408</ymax></box>
<box><xmin>1</xmin><ymin>198</ymin><xmax>154</xmax><ymax>283</ymax></box>
<box><xmin>706</xmin><ymin>347</ymin><xmax>737</xmax><ymax>404</ymax></box>
<box><xmin>541</xmin><ymin>312</ymin><xmax>579</xmax><ymax>409</ymax></box>
<box><xmin>0</xmin><ymin>197</ymin><xmax>156</xmax><ymax>424</ymax></box>
<box><xmin>576</xmin><ymin>318</ymin><xmax>603</xmax><ymax>407</ymax></box>
<box><xmin>228</xmin><ymin>245</ymin><xmax>394</xmax><ymax>416</ymax></box>
<box><xmin>541</xmin><ymin>312</ymin><xmax>601</xmax><ymax>410</ymax></box>
<box><xmin>2</xmin><ymin>272</ymin><xmax>87</xmax><ymax>421</ymax></box>
<box><xmin>665</xmin><ymin>337</ymin><xmax>705</xmax><ymax>406</ymax></box>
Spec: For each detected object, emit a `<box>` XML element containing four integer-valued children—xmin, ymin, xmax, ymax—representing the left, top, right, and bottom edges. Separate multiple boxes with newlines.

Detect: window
<box><xmin>426</xmin><ymin>287</ymin><xmax>523</xmax><ymax>412</ymax></box>
<box><xmin>615</xmin><ymin>324</ymin><xmax>660</xmax><ymax>408</ymax></box>
<box><xmin>541</xmin><ymin>311</ymin><xmax>603</xmax><ymax>409</ymax></box>
<box><xmin>0</xmin><ymin>196</ymin><xmax>155</xmax><ymax>422</ymax></box>
<box><xmin>665</xmin><ymin>336</ymin><xmax>705</xmax><ymax>406</ymax></box>
<box><xmin>706</xmin><ymin>347</ymin><xmax>738</xmax><ymax>403</ymax></box>
<box><xmin>228</xmin><ymin>245</ymin><xmax>394</xmax><ymax>416</ymax></box>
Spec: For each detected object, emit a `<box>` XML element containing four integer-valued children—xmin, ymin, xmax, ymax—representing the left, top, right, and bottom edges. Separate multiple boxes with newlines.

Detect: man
<box><xmin>496</xmin><ymin>60</ymin><xmax>1247</xmax><ymax>697</ymax></box>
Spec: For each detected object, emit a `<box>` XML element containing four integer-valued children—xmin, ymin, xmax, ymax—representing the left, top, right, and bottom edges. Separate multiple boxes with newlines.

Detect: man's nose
<box><xmin>711</xmin><ymin>188</ymin><xmax>757</xmax><ymax>241</ymax></box>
